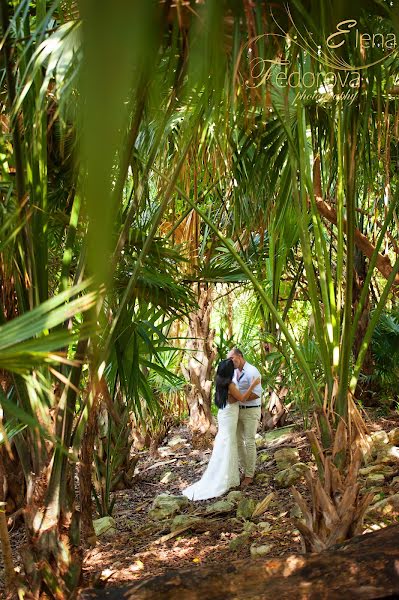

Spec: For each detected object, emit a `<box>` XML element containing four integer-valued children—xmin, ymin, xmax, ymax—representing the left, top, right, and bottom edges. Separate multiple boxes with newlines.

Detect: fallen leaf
<box><xmin>101</xmin><ymin>569</ymin><xmax>115</xmax><ymax>580</ymax></box>
<box><xmin>130</xmin><ymin>560</ymin><xmax>145</xmax><ymax>572</ymax></box>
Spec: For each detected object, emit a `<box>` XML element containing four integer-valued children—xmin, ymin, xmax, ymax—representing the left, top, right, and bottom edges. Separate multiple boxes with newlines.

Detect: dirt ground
<box><xmin>4</xmin><ymin>409</ymin><xmax>399</xmax><ymax>595</ymax></box>
<box><xmin>79</xmin><ymin>410</ymin><xmax>399</xmax><ymax>592</ymax></box>
<box><xmin>81</xmin><ymin>427</ymin><xmax>306</xmax><ymax>589</ymax></box>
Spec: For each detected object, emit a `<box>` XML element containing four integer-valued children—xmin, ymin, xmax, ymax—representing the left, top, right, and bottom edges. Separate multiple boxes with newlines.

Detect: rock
<box><xmin>229</xmin><ymin>533</ymin><xmax>250</xmax><ymax>551</ymax></box>
<box><xmin>263</xmin><ymin>425</ymin><xmax>297</xmax><ymax>443</ymax></box>
<box><xmin>365</xmin><ymin>474</ymin><xmax>385</xmax><ymax>487</ymax></box>
<box><xmin>359</xmin><ymin>465</ymin><xmax>395</xmax><ymax>476</ymax></box>
<box><xmin>227</xmin><ymin>490</ymin><xmax>243</xmax><ymax>503</ymax></box>
<box><xmin>388</xmin><ymin>428</ymin><xmax>399</xmax><ymax>445</ymax></box>
<box><xmin>243</xmin><ymin>520</ymin><xmax>257</xmax><ymax>534</ymax></box>
<box><xmin>167</xmin><ymin>436</ymin><xmax>187</xmax><ymax>449</ymax></box>
<box><xmin>358</xmin><ymin>465</ymin><xmax>376</xmax><ymax>476</ymax></box>
<box><xmin>236</xmin><ymin>498</ymin><xmax>257</xmax><ymax>519</ymax></box>
<box><xmin>149</xmin><ymin>493</ymin><xmax>189</xmax><ymax>519</ymax></box>
<box><xmin>371</xmin><ymin>430</ymin><xmax>389</xmax><ymax>445</ymax></box>
<box><xmin>160</xmin><ymin>471</ymin><xmax>175</xmax><ymax>484</ymax></box>
<box><xmin>250</xmin><ymin>543</ymin><xmax>273</xmax><ymax>557</ymax></box>
<box><xmin>153</xmin><ymin>493</ymin><xmax>189</xmax><ymax>509</ymax></box>
<box><xmin>381</xmin><ymin>465</ymin><xmax>396</xmax><ymax>477</ymax></box>
<box><xmin>171</xmin><ymin>515</ymin><xmax>202</xmax><ymax>531</ymax></box>
<box><xmin>147</xmin><ymin>508</ymin><xmax>173</xmax><ymax>521</ymax></box>
<box><xmin>274</xmin><ymin>448</ymin><xmax>299</xmax><ymax>471</ymax></box>
<box><xmin>274</xmin><ymin>463</ymin><xmax>309</xmax><ymax>488</ymax></box>
<box><xmin>377</xmin><ymin>446</ymin><xmax>399</xmax><ymax>464</ymax></box>
<box><xmin>392</xmin><ymin>476</ymin><xmax>399</xmax><ymax>487</ymax></box>
<box><xmin>206</xmin><ymin>500</ymin><xmax>235</xmax><ymax>514</ymax></box>
<box><xmin>362</xmin><ymin>433</ymin><xmax>392</xmax><ymax>464</ymax></box>
<box><xmin>93</xmin><ymin>516</ymin><xmax>116</xmax><ymax>538</ymax></box>
<box><xmin>367</xmin><ymin>493</ymin><xmax>399</xmax><ymax>516</ymax></box>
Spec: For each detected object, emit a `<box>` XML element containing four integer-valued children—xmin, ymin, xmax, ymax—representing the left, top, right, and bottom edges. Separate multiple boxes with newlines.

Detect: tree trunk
<box><xmin>181</xmin><ymin>285</ymin><xmax>217</xmax><ymax>435</ymax></box>
<box><xmin>313</xmin><ymin>193</ymin><xmax>399</xmax><ymax>287</ymax></box>
<box><xmin>313</xmin><ymin>155</ymin><xmax>399</xmax><ymax>288</ymax></box>
<box><xmin>79</xmin><ymin>524</ymin><xmax>399</xmax><ymax>600</ymax></box>
<box><xmin>0</xmin><ymin>448</ymin><xmax>16</xmax><ymax>592</ymax></box>
<box><xmin>292</xmin><ymin>398</ymin><xmax>371</xmax><ymax>553</ymax></box>
<box><xmin>20</xmin><ymin>467</ymin><xmax>82</xmax><ymax>598</ymax></box>
<box><xmin>79</xmin><ymin>387</ymin><xmax>99</xmax><ymax>545</ymax></box>
<box><xmin>262</xmin><ymin>386</ymin><xmax>289</xmax><ymax>430</ymax></box>
<box><xmin>226</xmin><ymin>292</ymin><xmax>233</xmax><ymax>340</ymax></box>
<box><xmin>352</xmin><ymin>248</ymin><xmax>376</xmax><ymax>404</ymax></box>
<box><xmin>1</xmin><ymin>442</ymin><xmax>25</xmax><ymax>518</ymax></box>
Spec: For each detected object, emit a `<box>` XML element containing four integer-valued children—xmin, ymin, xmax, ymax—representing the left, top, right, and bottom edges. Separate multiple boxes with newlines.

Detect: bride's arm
<box><xmin>228</xmin><ymin>377</ymin><xmax>260</xmax><ymax>403</ymax></box>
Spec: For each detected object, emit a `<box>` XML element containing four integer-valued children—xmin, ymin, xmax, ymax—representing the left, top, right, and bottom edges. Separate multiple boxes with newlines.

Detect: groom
<box><xmin>227</xmin><ymin>348</ymin><xmax>262</xmax><ymax>488</ymax></box>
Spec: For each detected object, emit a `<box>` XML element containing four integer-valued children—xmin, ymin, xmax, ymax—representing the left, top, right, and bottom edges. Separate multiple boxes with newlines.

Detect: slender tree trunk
<box><xmin>21</xmin><ymin>465</ymin><xmax>82</xmax><ymax>598</ymax></box>
<box><xmin>226</xmin><ymin>292</ymin><xmax>233</xmax><ymax>340</ymax></box>
<box><xmin>79</xmin><ymin>389</ymin><xmax>98</xmax><ymax>545</ymax></box>
<box><xmin>352</xmin><ymin>248</ymin><xmax>375</xmax><ymax>404</ymax></box>
<box><xmin>0</xmin><ymin>374</ymin><xmax>25</xmax><ymax>518</ymax></box>
<box><xmin>1</xmin><ymin>443</ymin><xmax>25</xmax><ymax>517</ymax></box>
<box><xmin>181</xmin><ymin>285</ymin><xmax>216</xmax><ymax>434</ymax></box>
<box><xmin>18</xmin><ymin>339</ymin><xmax>89</xmax><ymax>596</ymax></box>
<box><xmin>314</xmin><ymin>197</ymin><xmax>398</xmax><ymax>286</ymax></box>
<box><xmin>0</xmin><ymin>449</ymin><xmax>16</xmax><ymax>592</ymax></box>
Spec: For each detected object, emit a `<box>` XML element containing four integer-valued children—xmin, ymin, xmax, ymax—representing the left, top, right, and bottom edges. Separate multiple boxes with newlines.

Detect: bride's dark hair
<box><xmin>214</xmin><ymin>359</ymin><xmax>234</xmax><ymax>409</ymax></box>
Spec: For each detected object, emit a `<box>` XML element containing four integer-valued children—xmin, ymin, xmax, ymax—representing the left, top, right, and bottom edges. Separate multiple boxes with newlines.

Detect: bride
<box><xmin>182</xmin><ymin>358</ymin><xmax>260</xmax><ymax>501</ymax></box>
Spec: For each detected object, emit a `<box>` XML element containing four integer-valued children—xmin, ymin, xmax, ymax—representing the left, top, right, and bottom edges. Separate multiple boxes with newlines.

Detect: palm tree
<box><xmin>162</xmin><ymin>0</ymin><xmax>399</xmax><ymax>548</ymax></box>
<box><xmin>0</xmin><ymin>0</ymin><xmax>245</xmax><ymax>594</ymax></box>
<box><xmin>1</xmin><ymin>0</ymin><xmax>399</xmax><ymax>596</ymax></box>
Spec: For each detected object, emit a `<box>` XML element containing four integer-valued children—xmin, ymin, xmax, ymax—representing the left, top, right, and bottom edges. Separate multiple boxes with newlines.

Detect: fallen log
<box><xmin>79</xmin><ymin>524</ymin><xmax>399</xmax><ymax>600</ymax></box>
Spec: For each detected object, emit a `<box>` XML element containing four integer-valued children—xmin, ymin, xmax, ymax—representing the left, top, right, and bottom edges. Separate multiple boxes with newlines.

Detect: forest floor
<box><xmin>79</xmin><ymin>409</ymin><xmax>399</xmax><ymax>592</ymax></box>
<box><xmin>80</xmin><ymin>424</ymin><xmax>307</xmax><ymax>590</ymax></box>
<box><xmin>3</xmin><ymin>409</ymin><xmax>399</xmax><ymax>595</ymax></box>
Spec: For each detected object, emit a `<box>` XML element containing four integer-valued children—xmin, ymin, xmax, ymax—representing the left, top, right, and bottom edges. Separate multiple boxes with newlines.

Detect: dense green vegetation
<box><xmin>1</xmin><ymin>0</ymin><xmax>399</xmax><ymax>596</ymax></box>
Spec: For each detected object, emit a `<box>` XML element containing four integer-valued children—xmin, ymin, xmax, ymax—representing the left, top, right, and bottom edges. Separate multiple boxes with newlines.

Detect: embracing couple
<box><xmin>183</xmin><ymin>348</ymin><xmax>262</xmax><ymax>501</ymax></box>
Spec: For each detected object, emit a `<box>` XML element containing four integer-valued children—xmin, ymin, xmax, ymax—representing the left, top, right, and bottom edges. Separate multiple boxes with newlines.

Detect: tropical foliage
<box><xmin>1</xmin><ymin>0</ymin><xmax>399</xmax><ymax>596</ymax></box>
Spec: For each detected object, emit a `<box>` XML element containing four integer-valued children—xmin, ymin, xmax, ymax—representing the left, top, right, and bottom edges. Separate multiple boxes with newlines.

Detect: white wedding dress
<box><xmin>182</xmin><ymin>401</ymin><xmax>240</xmax><ymax>501</ymax></box>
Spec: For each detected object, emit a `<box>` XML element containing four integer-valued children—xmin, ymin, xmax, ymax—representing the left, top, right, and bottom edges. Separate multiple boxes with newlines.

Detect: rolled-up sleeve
<box><xmin>245</xmin><ymin>365</ymin><xmax>262</xmax><ymax>401</ymax></box>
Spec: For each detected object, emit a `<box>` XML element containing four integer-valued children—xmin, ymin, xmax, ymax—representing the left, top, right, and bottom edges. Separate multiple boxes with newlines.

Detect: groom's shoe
<box><xmin>240</xmin><ymin>476</ymin><xmax>253</xmax><ymax>488</ymax></box>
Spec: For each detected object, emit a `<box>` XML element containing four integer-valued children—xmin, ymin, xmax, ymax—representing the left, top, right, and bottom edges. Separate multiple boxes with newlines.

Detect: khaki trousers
<box><xmin>237</xmin><ymin>406</ymin><xmax>261</xmax><ymax>477</ymax></box>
